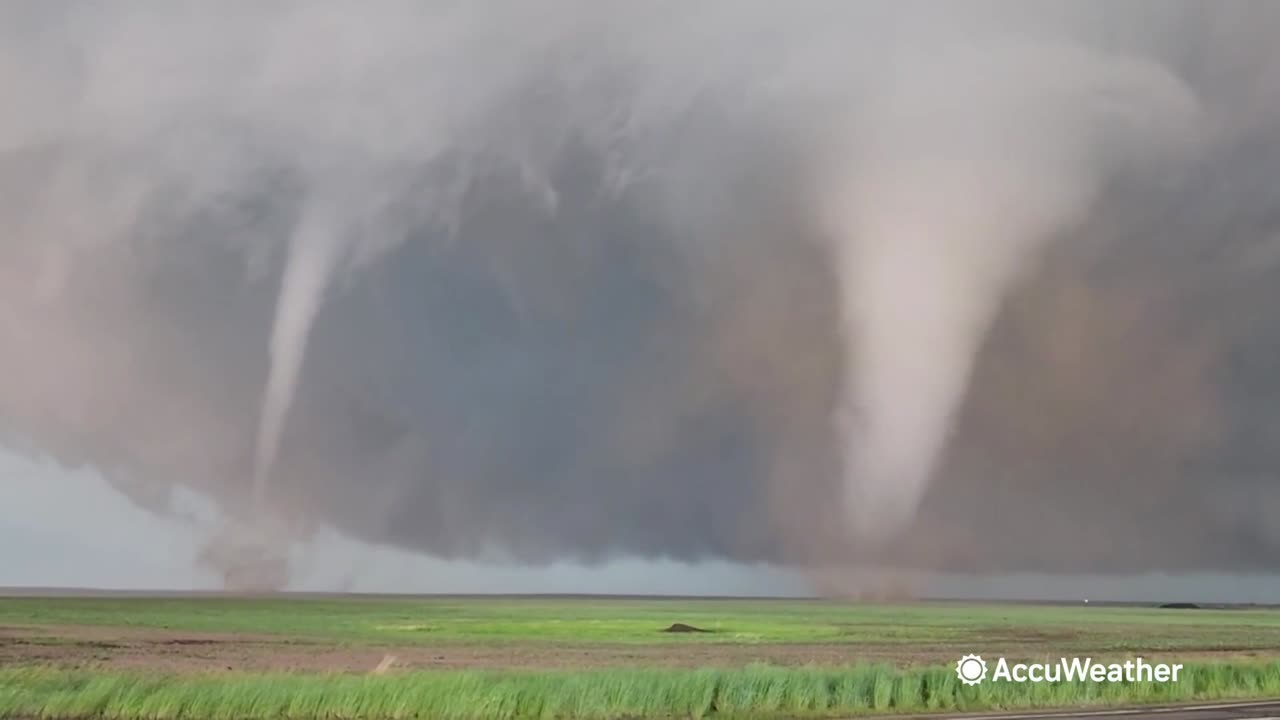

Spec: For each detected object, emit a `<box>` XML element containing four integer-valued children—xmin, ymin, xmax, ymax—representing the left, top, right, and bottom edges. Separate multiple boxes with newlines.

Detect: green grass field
<box><xmin>4</xmin><ymin>596</ymin><xmax>1280</xmax><ymax>649</ymax></box>
<box><xmin>5</xmin><ymin>662</ymin><xmax>1280</xmax><ymax>720</ymax></box>
<box><xmin>3</xmin><ymin>596</ymin><xmax>1279</xmax><ymax>719</ymax></box>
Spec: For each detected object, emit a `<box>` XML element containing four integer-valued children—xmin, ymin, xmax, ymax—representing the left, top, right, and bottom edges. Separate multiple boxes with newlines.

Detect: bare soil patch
<box><xmin>4</xmin><ymin>624</ymin><xmax>1278</xmax><ymax>675</ymax></box>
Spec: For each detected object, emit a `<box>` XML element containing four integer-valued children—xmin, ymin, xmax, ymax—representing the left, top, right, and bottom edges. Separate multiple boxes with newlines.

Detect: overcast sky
<box><xmin>0</xmin><ymin>449</ymin><xmax>808</xmax><ymax>596</ymax></box>
<box><xmin>6</xmin><ymin>449</ymin><xmax>1279</xmax><ymax>604</ymax></box>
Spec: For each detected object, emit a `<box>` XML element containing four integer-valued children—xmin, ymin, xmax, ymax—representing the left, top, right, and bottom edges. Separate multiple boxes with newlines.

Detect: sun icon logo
<box><xmin>956</xmin><ymin>654</ymin><xmax>988</xmax><ymax>685</ymax></box>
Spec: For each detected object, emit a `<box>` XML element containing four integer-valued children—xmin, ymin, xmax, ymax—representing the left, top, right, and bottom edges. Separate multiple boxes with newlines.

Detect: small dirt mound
<box><xmin>662</xmin><ymin>623</ymin><xmax>711</xmax><ymax>633</ymax></box>
<box><xmin>1159</xmin><ymin>602</ymin><xmax>1201</xmax><ymax>609</ymax></box>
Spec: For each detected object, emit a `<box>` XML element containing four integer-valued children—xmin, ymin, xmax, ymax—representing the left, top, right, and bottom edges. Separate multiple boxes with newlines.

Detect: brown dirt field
<box><xmin>4</xmin><ymin>625</ymin><xmax>1276</xmax><ymax>675</ymax></box>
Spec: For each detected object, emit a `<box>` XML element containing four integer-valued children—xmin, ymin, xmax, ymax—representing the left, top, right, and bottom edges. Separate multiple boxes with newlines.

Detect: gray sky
<box><xmin>2</xmin><ymin>2</ymin><xmax>1280</xmax><ymax>591</ymax></box>
<box><xmin>6</xmin><ymin>449</ymin><xmax>1278</xmax><ymax>603</ymax></box>
<box><xmin>0</xmin><ymin>449</ymin><xmax>808</xmax><ymax>596</ymax></box>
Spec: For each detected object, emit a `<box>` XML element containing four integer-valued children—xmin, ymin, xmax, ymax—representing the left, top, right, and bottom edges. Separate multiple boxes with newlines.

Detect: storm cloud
<box><xmin>1</xmin><ymin>1</ymin><xmax>1279</xmax><ymax>588</ymax></box>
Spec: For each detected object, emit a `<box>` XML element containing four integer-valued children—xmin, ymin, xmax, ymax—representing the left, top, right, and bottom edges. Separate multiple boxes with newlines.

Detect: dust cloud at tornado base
<box><xmin>1</xmin><ymin>1</ymin><xmax>1279</xmax><ymax>590</ymax></box>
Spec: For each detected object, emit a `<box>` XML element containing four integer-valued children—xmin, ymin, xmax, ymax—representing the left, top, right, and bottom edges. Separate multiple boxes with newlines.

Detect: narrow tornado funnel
<box><xmin>252</xmin><ymin>207</ymin><xmax>346</xmax><ymax>511</ymax></box>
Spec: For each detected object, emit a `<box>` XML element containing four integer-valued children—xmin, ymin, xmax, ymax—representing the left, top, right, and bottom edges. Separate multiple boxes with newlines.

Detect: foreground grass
<box><xmin>4</xmin><ymin>662</ymin><xmax>1280</xmax><ymax>720</ymax></box>
<box><xmin>4</xmin><ymin>597</ymin><xmax>1280</xmax><ymax>651</ymax></box>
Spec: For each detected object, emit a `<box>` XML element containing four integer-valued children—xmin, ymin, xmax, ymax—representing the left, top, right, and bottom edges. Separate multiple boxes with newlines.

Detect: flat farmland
<box><xmin>2</xmin><ymin>595</ymin><xmax>1279</xmax><ymax>718</ymax></box>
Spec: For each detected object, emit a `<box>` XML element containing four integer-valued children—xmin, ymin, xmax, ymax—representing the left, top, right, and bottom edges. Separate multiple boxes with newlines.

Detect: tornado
<box><xmin>825</xmin><ymin>40</ymin><xmax>1200</xmax><ymax>544</ymax></box>
<box><xmin>252</xmin><ymin>208</ymin><xmax>347</xmax><ymax>512</ymax></box>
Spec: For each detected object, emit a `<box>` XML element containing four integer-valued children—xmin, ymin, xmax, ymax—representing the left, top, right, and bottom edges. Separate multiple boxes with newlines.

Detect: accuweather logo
<box><xmin>955</xmin><ymin>654</ymin><xmax>1184</xmax><ymax>685</ymax></box>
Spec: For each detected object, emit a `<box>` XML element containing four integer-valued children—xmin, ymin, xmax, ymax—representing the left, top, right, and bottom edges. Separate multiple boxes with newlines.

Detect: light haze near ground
<box><xmin>0</xmin><ymin>451</ymin><xmax>806</xmax><ymax>596</ymax></box>
<box><xmin>5</xmin><ymin>452</ymin><xmax>1276</xmax><ymax>604</ymax></box>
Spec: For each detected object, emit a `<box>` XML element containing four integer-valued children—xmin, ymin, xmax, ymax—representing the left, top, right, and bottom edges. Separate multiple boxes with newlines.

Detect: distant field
<box><xmin>3</xmin><ymin>596</ymin><xmax>1280</xmax><ymax>659</ymax></box>
<box><xmin>3</xmin><ymin>595</ymin><xmax>1280</xmax><ymax>718</ymax></box>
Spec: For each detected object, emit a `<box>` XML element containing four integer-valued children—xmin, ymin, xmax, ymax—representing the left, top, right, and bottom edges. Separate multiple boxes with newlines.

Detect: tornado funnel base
<box><xmin>198</xmin><ymin>521</ymin><xmax>291</xmax><ymax>592</ymax></box>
